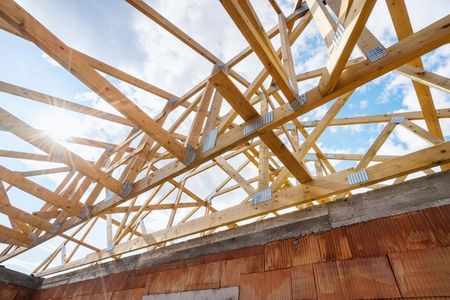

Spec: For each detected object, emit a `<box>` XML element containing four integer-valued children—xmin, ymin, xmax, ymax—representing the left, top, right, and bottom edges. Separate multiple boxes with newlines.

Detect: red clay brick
<box><xmin>265</xmin><ymin>268</ymin><xmax>292</xmax><ymax>300</ymax></box>
<box><xmin>314</xmin><ymin>260</ymin><xmax>346</xmax><ymax>299</ymax></box>
<box><xmin>265</xmin><ymin>239</ymin><xmax>293</xmax><ymax>270</ymax></box>
<box><xmin>291</xmin><ymin>264</ymin><xmax>317</xmax><ymax>299</ymax></box>
<box><xmin>76</xmin><ymin>278</ymin><xmax>95</xmax><ymax>295</ymax></box>
<box><xmin>185</xmin><ymin>261</ymin><xmax>221</xmax><ymax>290</ymax></box>
<box><xmin>240</xmin><ymin>272</ymin><xmax>265</xmax><ymax>299</ymax></box>
<box><xmin>346</xmin><ymin>211</ymin><xmax>438</xmax><ymax>258</ymax></box>
<box><xmin>90</xmin><ymin>277</ymin><xmax>109</xmax><ymax>294</ymax></box>
<box><xmin>220</xmin><ymin>255</ymin><xmax>264</xmax><ymax>287</ymax></box>
<box><xmin>124</xmin><ymin>270</ymin><xmax>149</xmax><ymax>289</ymax></box>
<box><xmin>69</xmin><ymin>281</ymin><xmax>90</xmax><ymax>297</ymax></box>
<box><xmin>14</xmin><ymin>287</ymin><xmax>34</xmax><ymax>300</ymax></box>
<box><xmin>106</xmin><ymin>272</ymin><xmax>130</xmax><ymax>292</ymax></box>
<box><xmin>318</xmin><ymin>227</ymin><xmax>352</xmax><ymax>261</ymax></box>
<box><xmin>424</xmin><ymin>205</ymin><xmax>450</xmax><ymax>246</ymax></box>
<box><xmin>130</xmin><ymin>287</ymin><xmax>146</xmax><ymax>299</ymax></box>
<box><xmin>110</xmin><ymin>289</ymin><xmax>134</xmax><ymax>300</ymax></box>
<box><xmin>31</xmin><ymin>289</ymin><xmax>48</xmax><ymax>300</ymax></box>
<box><xmin>70</xmin><ymin>281</ymin><xmax>87</xmax><ymax>297</ymax></box>
<box><xmin>389</xmin><ymin>246</ymin><xmax>450</xmax><ymax>297</ymax></box>
<box><xmin>147</xmin><ymin>268</ymin><xmax>188</xmax><ymax>294</ymax></box>
<box><xmin>0</xmin><ymin>283</ymin><xmax>19</xmax><ymax>300</ymax></box>
<box><xmin>147</xmin><ymin>245</ymin><xmax>264</xmax><ymax>274</ymax></box>
<box><xmin>292</xmin><ymin>235</ymin><xmax>321</xmax><ymax>266</ymax></box>
<box><xmin>315</xmin><ymin>256</ymin><xmax>401</xmax><ymax>299</ymax></box>
<box><xmin>337</xmin><ymin>256</ymin><xmax>401</xmax><ymax>299</ymax></box>
<box><xmin>27</xmin><ymin>205</ymin><xmax>450</xmax><ymax>300</ymax></box>
<box><xmin>83</xmin><ymin>292</ymin><xmax>113</xmax><ymax>300</ymax></box>
<box><xmin>240</xmin><ymin>269</ymin><xmax>292</xmax><ymax>300</ymax></box>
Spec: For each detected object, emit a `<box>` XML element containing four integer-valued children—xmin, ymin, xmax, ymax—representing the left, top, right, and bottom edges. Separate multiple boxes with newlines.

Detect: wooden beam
<box><xmin>215</xmin><ymin>156</ymin><xmax>256</xmax><ymax>195</ymax></box>
<box><xmin>221</xmin><ymin>0</ymin><xmax>297</xmax><ymax>101</ymax></box>
<box><xmin>338</xmin><ymin>0</ymin><xmax>353</xmax><ymax>23</ymax></box>
<box><xmin>1</xmin><ymin>0</ymin><xmax>448</xmax><ymax>268</ymax></box>
<box><xmin>332</xmin><ymin>15</ymin><xmax>450</xmax><ymax>97</ymax></box>
<box><xmin>0</xmin><ymin>224</ymin><xmax>29</xmax><ymax>247</ymax></box>
<box><xmin>258</xmin><ymin>95</ymin><xmax>270</xmax><ymax>190</ymax></box>
<box><xmin>295</xmin><ymin>58</ymin><xmax>450</xmax><ymax>94</ymax></box>
<box><xmin>0</xmin><ymin>181</ymin><xmax>29</xmax><ymax>234</ymax></box>
<box><xmin>106</xmin><ymin>203</ymin><xmax>199</xmax><ymax>213</ymax></box>
<box><xmin>268</xmin><ymin>0</ymin><xmax>282</xmax><ymax>14</ymax></box>
<box><xmin>305</xmin><ymin>0</ymin><xmax>337</xmax><ymax>52</ymax></box>
<box><xmin>0</xmin><ymin>18</ymin><xmax>183</xmax><ymax>107</ymax></box>
<box><xmin>217</xmin><ymin>13</ymin><xmax>312</xmax><ymax>135</ymax></box>
<box><xmin>318</xmin><ymin>0</ymin><xmax>376</xmax><ymax>94</ymax></box>
<box><xmin>19</xmin><ymin>167</ymin><xmax>72</xmax><ymax>177</ymax></box>
<box><xmin>279</xmin><ymin>12</ymin><xmax>299</xmax><ymax>95</ymax></box>
<box><xmin>319</xmin><ymin>153</ymin><xmax>397</xmax><ymax>162</ymax></box>
<box><xmin>78</xmin><ymin>52</ymin><xmax>181</xmax><ymax>103</ymax></box>
<box><xmin>185</xmin><ymin>66</ymin><xmax>218</xmax><ymax>149</ymax></box>
<box><xmin>201</xmin><ymin>90</ymin><xmax>224</xmax><ymax>140</ymax></box>
<box><xmin>300</xmin><ymin>108</ymin><xmax>450</xmax><ymax>127</ymax></box>
<box><xmin>0</xmin><ymin>197</ymin><xmax>54</xmax><ymax>233</ymax></box>
<box><xmin>166</xmin><ymin>179</ymin><xmax>185</xmax><ymax>229</ymax></box>
<box><xmin>0</xmin><ymin>150</ymin><xmax>52</xmax><ymax>162</ymax></box>
<box><xmin>0</xmin><ymin>81</ymin><xmax>133</xmax><ymax>126</ymax></box>
<box><xmin>395</xmin><ymin>65</ymin><xmax>450</xmax><ymax>94</ymax></box>
<box><xmin>210</xmin><ymin>69</ymin><xmax>312</xmax><ymax>183</ymax></box>
<box><xmin>0</xmin><ymin>166</ymin><xmax>83</xmax><ymax>216</ymax></box>
<box><xmin>399</xmin><ymin>119</ymin><xmax>444</xmax><ymax>145</ymax></box>
<box><xmin>32</xmin><ymin>210</ymin><xmax>60</xmax><ymax>219</ymax></box>
<box><xmin>356</xmin><ymin>122</ymin><xmax>396</xmax><ymax>170</ymax></box>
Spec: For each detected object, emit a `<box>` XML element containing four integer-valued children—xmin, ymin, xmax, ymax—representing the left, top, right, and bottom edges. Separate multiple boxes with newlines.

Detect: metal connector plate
<box><xmin>347</xmin><ymin>169</ymin><xmax>369</xmax><ymax>185</ymax></box>
<box><xmin>252</xmin><ymin>188</ymin><xmax>272</xmax><ymax>205</ymax></box>
<box><xmin>366</xmin><ymin>46</ymin><xmax>387</xmax><ymax>62</ymax></box>
<box><xmin>202</xmin><ymin>128</ymin><xmax>218</xmax><ymax>152</ymax></box>
<box><xmin>243</xmin><ymin>111</ymin><xmax>273</xmax><ymax>136</ymax></box>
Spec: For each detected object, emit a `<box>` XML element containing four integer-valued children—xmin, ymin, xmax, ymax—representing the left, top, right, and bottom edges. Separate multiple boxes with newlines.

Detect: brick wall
<box><xmin>0</xmin><ymin>282</ymin><xmax>34</xmax><ymax>299</ymax></box>
<box><xmin>15</xmin><ymin>204</ymin><xmax>450</xmax><ymax>299</ymax></box>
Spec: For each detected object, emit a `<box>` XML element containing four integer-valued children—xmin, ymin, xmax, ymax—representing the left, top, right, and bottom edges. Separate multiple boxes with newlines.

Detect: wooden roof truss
<box><xmin>0</xmin><ymin>0</ymin><xmax>449</xmax><ymax>276</ymax></box>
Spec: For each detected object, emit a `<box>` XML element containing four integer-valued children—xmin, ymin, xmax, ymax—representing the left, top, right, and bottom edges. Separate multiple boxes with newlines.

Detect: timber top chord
<box><xmin>0</xmin><ymin>0</ymin><xmax>449</xmax><ymax>277</ymax></box>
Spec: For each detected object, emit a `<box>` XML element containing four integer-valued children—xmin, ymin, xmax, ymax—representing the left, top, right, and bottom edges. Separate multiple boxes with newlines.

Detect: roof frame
<box><xmin>0</xmin><ymin>0</ymin><xmax>447</xmax><ymax>276</ymax></box>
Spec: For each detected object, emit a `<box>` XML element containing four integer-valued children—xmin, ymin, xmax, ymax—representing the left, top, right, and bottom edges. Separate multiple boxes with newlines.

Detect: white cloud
<box><xmin>359</xmin><ymin>100</ymin><xmax>368</xmax><ymax>110</ymax></box>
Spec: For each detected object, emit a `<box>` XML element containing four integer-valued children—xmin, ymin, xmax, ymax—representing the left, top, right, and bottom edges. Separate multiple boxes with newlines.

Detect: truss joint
<box><xmin>119</xmin><ymin>180</ymin><xmax>133</xmax><ymax>198</ymax></box>
<box><xmin>243</xmin><ymin>111</ymin><xmax>274</xmax><ymax>136</ymax></box>
<box><xmin>252</xmin><ymin>188</ymin><xmax>272</xmax><ymax>205</ymax></box>
<box><xmin>347</xmin><ymin>169</ymin><xmax>369</xmax><ymax>185</ymax></box>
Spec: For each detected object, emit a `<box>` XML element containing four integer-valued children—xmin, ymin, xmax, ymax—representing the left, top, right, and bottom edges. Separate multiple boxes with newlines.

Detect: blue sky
<box><xmin>0</xmin><ymin>0</ymin><xmax>449</xmax><ymax>274</ymax></box>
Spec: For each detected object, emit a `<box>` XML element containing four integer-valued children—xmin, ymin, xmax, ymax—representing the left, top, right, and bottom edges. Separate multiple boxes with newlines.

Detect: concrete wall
<box><xmin>0</xmin><ymin>266</ymin><xmax>41</xmax><ymax>299</ymax></box>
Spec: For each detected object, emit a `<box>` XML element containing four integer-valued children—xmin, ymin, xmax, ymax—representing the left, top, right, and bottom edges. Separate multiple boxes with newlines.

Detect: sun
<box><xmin>39</xmin><ymin>112</ymin><xmax>83</xmax><ymax>141</ymax></box>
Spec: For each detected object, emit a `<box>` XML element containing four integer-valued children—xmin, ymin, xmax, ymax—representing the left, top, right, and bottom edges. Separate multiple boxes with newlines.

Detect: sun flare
<box><xmin>39</xmin><ymin>112</ymin><xmax>83</xmax><ymax>140</ymax></box>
